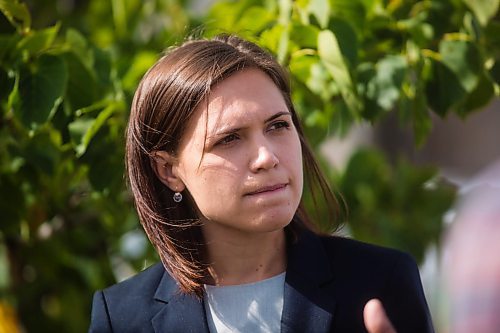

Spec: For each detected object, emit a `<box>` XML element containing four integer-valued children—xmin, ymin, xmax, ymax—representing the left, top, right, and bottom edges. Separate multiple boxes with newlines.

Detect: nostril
<box><xmin>250</xmin><ymin>146</ymin><xmax>279</xmax><ymax>172</ymax></box>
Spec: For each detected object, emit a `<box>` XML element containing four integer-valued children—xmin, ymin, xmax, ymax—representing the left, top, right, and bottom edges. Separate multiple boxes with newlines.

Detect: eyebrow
<box><xmin>207</xmin><ymin>111</ymin><xmax>292</xmax><ymax>139</ymax></box>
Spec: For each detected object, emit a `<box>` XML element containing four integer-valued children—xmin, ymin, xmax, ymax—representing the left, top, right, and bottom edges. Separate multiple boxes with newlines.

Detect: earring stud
<box><xmin>173</xmin><ymin>192</ymin><xmax>182</xmax><ymax>203</ymax></box>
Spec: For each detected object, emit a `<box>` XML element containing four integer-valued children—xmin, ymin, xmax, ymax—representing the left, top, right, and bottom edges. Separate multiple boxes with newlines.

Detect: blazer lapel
<box><xmin>151</xmin><ymin>270</ymin><xmax>210</xmax><ymax>333</ymax></box>
<box><xmin>148</xmin><ymin>228</ymin><xmax>335</xmax><ymax>333</ymax></box>
<box><xmin>281</xmin><ymin>229</ymin><xmax>336</xmax><ymax>333</ymax></box>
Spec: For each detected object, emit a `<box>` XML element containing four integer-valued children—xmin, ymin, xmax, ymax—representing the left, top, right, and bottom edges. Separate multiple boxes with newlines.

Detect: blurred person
<box><xmin>443</xmin><ymin>161</ymin><xmax>500</xmax><ymax>333</ymax></box>
<box><xmin>88</xmin><ymin>34</ymin><xmax>433</xmax><ymax>332</ymax></box>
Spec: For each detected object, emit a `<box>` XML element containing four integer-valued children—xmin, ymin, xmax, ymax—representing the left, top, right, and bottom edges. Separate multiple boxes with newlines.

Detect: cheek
<box><xmin>183</xmin><ymin>161</ymin><xmax>242</xmax><ymax>212</ymax></box>
<box><xmin>288</xmin><ymin>139</ymin><xmax>304</xmax><ymax>188</ymax></box>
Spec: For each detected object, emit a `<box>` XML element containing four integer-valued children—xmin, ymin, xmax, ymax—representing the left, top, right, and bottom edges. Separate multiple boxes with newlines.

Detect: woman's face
<box><xmin>170</xmin><ymin>68</ymin><xmax>303</xmax><ymax>236</ymax></box>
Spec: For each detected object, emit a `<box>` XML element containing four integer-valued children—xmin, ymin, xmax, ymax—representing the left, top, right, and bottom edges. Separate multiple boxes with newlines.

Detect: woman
<box><xmin>89</xmin><ymin>34</ymin><xmax>434</xmax><ymax>333</ymax></box>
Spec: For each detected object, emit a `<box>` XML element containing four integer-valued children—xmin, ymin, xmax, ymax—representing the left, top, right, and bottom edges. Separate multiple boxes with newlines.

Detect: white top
<box><xmin>203</xmin><ymin>272</ymin><xmax>286</xmax><ymax>333</ymax></box>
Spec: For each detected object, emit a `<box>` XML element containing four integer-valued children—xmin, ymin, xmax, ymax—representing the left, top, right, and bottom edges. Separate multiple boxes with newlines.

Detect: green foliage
<box><xmin>339</xmin><ymin>149</ymin><xmax>455</xmax><ymax>263</ymax></box>
<box><xmin>207</xmin><ymin>0</ymin><xmax>499</xmax><ymax>143</ymax></box>
<box><xmin>1</xmin><ymin>0</ymin><xmax>499</xmax><ymax>331</ymax></box>
<box><xmin>205</xmin><ymin>0</ymin><xmax>499</xmax><ymax>259</ymax></box>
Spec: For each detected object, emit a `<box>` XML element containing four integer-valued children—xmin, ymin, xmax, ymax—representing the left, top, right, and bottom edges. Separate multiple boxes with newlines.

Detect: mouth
<box><xmin>245</xmin><ymin>183</ymin><xmax>288</xmax><ymax>196</ymax></box>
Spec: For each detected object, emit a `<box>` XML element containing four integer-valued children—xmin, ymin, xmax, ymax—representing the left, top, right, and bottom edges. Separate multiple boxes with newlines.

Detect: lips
<box><xmin>245</xmin><ymin>183</ymin><xmax>287</xmax><ymax>196</ymax></box>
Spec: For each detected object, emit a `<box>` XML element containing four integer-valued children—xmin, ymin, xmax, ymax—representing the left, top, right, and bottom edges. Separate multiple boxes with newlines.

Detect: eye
<box><xmin>268</xmin><ymin>120</ymin><xmax>291</xmax><ymax>131</ymax></box>
<box><xmin>216</xmin><ymin>133</ymin><xmax>239</xmax><ymax>146</ymax></box>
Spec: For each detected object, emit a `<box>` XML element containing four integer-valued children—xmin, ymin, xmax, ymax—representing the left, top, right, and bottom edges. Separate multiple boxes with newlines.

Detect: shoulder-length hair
<box><xmin>126</xmin><ymin>34</ymin><xmax>341</xmax><ymax>296</ymax></box>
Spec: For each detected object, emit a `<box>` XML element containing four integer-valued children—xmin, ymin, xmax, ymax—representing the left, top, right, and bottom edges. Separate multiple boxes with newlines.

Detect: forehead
<box><xmin>199</xmin><ymin>69</ymin><xmax>288</xmax><ymax>130</ymax></box>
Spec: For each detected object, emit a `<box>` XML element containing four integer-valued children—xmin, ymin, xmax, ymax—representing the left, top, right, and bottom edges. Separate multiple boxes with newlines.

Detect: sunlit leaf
<box><xmin>69</xmin><ymin>101</ymin><xmax>122</xmax><ymax>157</ymax></box>
<box><xmin>373</xmin><ymin>55</ymin><xmax>407</xmax><ymax>111</ymax></box>
<box><xmin>122</xmin><ymin>51</ymin><xmax>158</xmax><ymax>91</ymax></box>
<box><xmin>16</xmin><ymin>23</ymin><xmax>60</xmax><ymax>56</ymax></box>
<box><xmin>440</xmin><ymin>38</ymin><xmax>482</xmax><ymax>93</ymax></box>
<box><xmin>309</xmin><ymin>0</ymin><xmax>330</xmax><ymax>28</ymax></box>
<box><xmin>463</xmin><ymin>0</ymin><xmax>499</xmax><ymax>26</ymax></box>
<box><xmin>237</xmin><ymin>7</ymin><xmax>274</xmax><ymax>34</ymax></box>
<box><xmin>328</xmin><ymin>17</ymin><xmax>358</xmax><ymax>67</ymax></box>
<box><xmin>318</xmin><ymin>29</ymin><xmax>361</xmax><ymax>113</ymax></box>
<box><xmin>290</xmin><ymin>23</ymin><xmax>319</xmax><ymax>49</ymax></box>
<box><xmin>0</xmin><ymin>0</ymin><xmax>31</xmax><ymax>33</ymax></box>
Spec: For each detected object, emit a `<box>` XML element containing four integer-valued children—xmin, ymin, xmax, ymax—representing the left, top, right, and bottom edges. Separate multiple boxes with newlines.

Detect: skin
<box><xmin>153</xmin><ymin>68</ymin><xmax>397</xmax><ymax>330</ymax></box>
<box><xmin>154</xmin><ymin>68</ymin><xmax>303</xmax><ymax>285</ymax></box>
<box><xmin>364</xmin><ymin>299</ymin><xmax>396</xmax><ymax>333</ymax></box>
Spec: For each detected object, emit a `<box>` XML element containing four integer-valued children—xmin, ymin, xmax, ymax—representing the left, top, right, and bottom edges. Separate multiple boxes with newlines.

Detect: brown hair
<box><xmin>126</xmin><ymin>34</ymin><xmax>341</xmax><ymax>296</ymax></box>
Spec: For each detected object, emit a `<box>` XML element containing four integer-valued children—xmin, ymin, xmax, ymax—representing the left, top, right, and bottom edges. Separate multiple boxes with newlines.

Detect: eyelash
<box><xmin>214</xmin><ymin>120</ymin><xmax>291</xmax><ymax>146</ymax></box>
<box><xmin>217</xmin><ymin>133</ymin><xmax>239</xmax><ymax>146</ymax></box>
<box><xmin>268</xmin><ymin>120</ymin><xmax>291</xmax><ymax>131</ymax></box>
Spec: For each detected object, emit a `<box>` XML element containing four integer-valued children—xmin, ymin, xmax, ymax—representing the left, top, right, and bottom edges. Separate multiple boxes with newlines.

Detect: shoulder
<box><xmin>316</xmin><ymin>234</ymin><xmax>423</xmax><ymax>295</ymax></box>
<box><xmin>89</xmin><ymin>262</ymin><xmax>172</xmax><ymax>332</ymax></box>
<box><xmin>102</xmin><ymin>262</ymin><xmax>167</xmax><ymax>300</ymax></box>
<box><xmin>319</xmin><ymin>234</ymin><xmax>417</xmax><ymax>272</ymax></box>
<box><xmin>314</xmin><ymin>234</ymin><xmax>433</xmax><ymax>332</ymax></box>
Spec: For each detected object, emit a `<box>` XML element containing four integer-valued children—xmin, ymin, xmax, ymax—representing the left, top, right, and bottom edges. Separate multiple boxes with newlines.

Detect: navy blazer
<box><xmin>89</xmin><ymin>230</ymin><xmax>434</xmax><ymax>332</ymax></box>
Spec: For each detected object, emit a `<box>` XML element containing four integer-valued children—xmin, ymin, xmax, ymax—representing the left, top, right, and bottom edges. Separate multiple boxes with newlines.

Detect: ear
<box><xmin>150</xmin><ymin>151</ymin><xmax>186</xmax><ymax>192</ymax></box>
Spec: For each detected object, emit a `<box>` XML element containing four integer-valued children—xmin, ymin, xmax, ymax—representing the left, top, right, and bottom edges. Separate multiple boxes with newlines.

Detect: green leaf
<box><xmin>309</xmin><ymin>0</ymin><xmax>330</xmax><ymax>28</ymax></box>
<box><xmin>0</xmin><ymin>66</ymin><xmax>14</xmax><ymax>103</ymax></box>
<box><xmin>278</xmin><ymin>0</ymin><xmax>292</xmax><ymax>26</ymax></box>
<box><xmin>290</xmin><ymin>53</ymin><xmax>317</xmax><ymax>83</ymax></box>
<box><xmin>0</xmin><ymin>0</ymin><xmax>31</xmax><ymax>33</ymax></box>
<box><xmin>425</xmin><ymin>57</ymin><xmax>465</xmax><ymax>116</ymax></box>
<box><xmin>236</xmin><ymin>7</ymin><xmax>273</xmax><ymax>34</ymax></box>
<box><xmin>65</xmin><ymin>28</ymin><xmax>94</xmax><ymax>70</ymax></box>
<box><xmin>18</xmin><ymin>54</ymin><xmax>67</xmax><ymax>127</ymax></box>
<box><xmin>122</xmin><ymin>51</ymin><xmax>158</xmax><ymax>91</ymax></box>
<box><xmin>24</xmin><ymin>130</ymin><xmax>61</xmax><ymax>176</ymax></box>
<box><xmin>64</xmin><ymin>52</ymin><xmax>99</xmax><ymax>110</ymax></box>
<box><xmin>411</xmin><ymin>92</ymin><xmax>432</xmax><ymax>147</ymax></box>
<box><xmin>373</xmin><ymin>55</ymin><xmax>407</xmax><ymax>111</ymax></box>
<box><xmin>329</xmin><ymin>0</ymin><xmax>366</xmax><ymax>35</ymax></box>
<box><xmin>439</xmin><ymin>38</ymin><xmax>482</xmax><ymax>93</ymax></box>
<box><xmin>328</xmin><ymin>18</ymin><xmax>358</xmax><ymax>67</ymax></box>
<box><xmin>207</xmin><ymin>0</ymin><xmax>268</xmax><ymax>36</ymax></box>
<box><xmin>68</xmin><ymin>117</ymin><xmax>94</xmax><ymax>156</ymax></box>
<box><xmin>0</xmin><ymin>34</ymin><xmax>21</xmax><ymax>65</ymax></box>
<box><xmin>69</xmin><ymin>101</ymin><xmax>121</xmax><ymax>157</ymax></box>
<box><xmin>318</xmin><ymin>29</ymin><xmax>361</xmax><ymax>113</ymax></box>
<box><xmin>290</xmin><ymin>24</ymin><xmax>319</xmax><ymax>49</ymax></box>
<box><xmin>340</xmin><ymin>148</ymin><xmax>455</xmax><ymax>263</ymax></box>
<box><xmin>93</xmin><ymin>47</ymin><xmax>113</xmax><ymax>90</ymax></box>
<box><xmin>463</xmin><ymin>0</ymin><xmax>499</xmax><ymax>26</ymax></box>
<box><xmin>462</xmin><ymin>73</ymin><xmax>495</xmax><ymax>114</ymax></box>
<box><xmin>17</xmin><ymin>23</ymin><xmax>60</xmax><ymax>56</ymax></box>
<box><xmin>259</xmin><ymin>24</ymin><xmax>286</xmax><ymax>57</ymax></box>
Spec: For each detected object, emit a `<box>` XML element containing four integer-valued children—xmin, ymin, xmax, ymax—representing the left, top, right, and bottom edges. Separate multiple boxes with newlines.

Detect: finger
<box><xmin>363</xmin><ymin>298</ymin><xmax>397</xmax><ymax>333</ymax></box>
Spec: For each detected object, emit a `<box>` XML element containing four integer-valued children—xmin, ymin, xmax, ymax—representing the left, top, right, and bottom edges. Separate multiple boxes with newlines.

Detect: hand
<box><xmin>363</xmin><ymin>298</ymin><xmax>397</xmax><ymax>333</ymax></box>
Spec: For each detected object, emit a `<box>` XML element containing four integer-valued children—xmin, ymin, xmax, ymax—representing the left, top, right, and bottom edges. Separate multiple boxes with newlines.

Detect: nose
<box><xmin>249</xmin><ymin>144</ymin><xmax>279</xmax><ymax>173</ymax></box>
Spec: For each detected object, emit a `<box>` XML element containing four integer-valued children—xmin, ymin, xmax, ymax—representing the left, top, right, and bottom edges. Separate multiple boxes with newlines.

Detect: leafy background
<box><xmin>0</xmin><ymin>0</ymin><xmax>498</xmax><ymax>331</ymax></box>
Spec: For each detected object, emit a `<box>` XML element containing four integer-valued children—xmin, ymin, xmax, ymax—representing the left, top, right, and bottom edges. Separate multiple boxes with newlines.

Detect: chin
<box><xmin>251</xmin><ymin>211</ymin><xmax>295</xmax><ymax>232</ymax></box>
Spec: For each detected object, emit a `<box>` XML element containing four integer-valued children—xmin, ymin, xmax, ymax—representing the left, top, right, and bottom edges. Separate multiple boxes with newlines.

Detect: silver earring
<box><xmin>173</xmin><ymin>192</ymin><xmax>182</xmax><ymax>203</ymax></box>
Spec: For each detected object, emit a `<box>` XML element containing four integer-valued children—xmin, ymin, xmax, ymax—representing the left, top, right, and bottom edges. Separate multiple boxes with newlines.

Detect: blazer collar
<box><xmin>281</xmin><ymin>228</ymin><xmax>336</xmax><ymax>333</ymax></box>
<box><xmin>151</xmin><ymin>229</ymin><xmax>336</xmax><ymax>333</ymax></box>
<box><xmin>151</xmin><ymin>271</ymin><xmax>210</xmax><ymax>332</ymax></box>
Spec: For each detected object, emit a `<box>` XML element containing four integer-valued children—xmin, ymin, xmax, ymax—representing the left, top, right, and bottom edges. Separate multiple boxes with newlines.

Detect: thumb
<box><xmin>363</xmin><ymin>298</ymin><xmax>397</xmax><ymax>333</ymax></box>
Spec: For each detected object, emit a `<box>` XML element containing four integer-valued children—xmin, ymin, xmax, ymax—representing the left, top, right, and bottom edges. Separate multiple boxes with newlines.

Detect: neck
<box><xmin>202</xmin><ymin>226</ymin><xmax>287</xmax><ymax>286</ymax></box>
